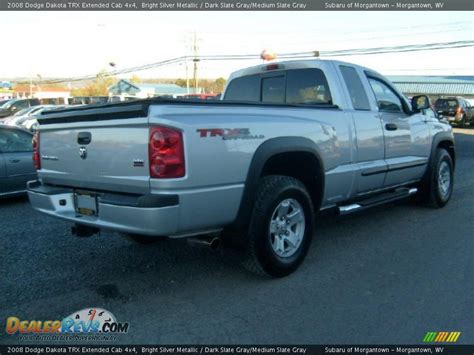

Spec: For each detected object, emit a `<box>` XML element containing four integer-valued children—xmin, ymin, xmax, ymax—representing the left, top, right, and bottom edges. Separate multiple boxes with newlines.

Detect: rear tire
<box><xmin>243</xmin><ymin>175</ymin><xmax>315</xmax><ymax>277</ymax></box>
<box><xmin>419</xmin><ymin>148</ymin><xmax>454</xmax><ymax>208</ymax></box>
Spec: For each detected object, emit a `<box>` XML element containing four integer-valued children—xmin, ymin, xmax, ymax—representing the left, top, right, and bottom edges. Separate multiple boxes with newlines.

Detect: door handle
<box><xmin>9</xmin><ymin>159</ymin><xmax>20</xmax><ymax>163</ymax></box>
<box><xmin>78</xmin><ymin>132</ymin><xmax>92</xmax><ymax>145</ymax></box>
<box><xmin>385</xmin><ymin>123</ymin><xmax>398</xmax><ymax>131</ymax></box>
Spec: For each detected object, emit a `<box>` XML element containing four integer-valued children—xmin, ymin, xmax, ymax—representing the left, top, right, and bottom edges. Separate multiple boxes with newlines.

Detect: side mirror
<box><xmin>412</xmin><ymin>95</ymin><xmax>430</xmax><ymax>112</ymax></box>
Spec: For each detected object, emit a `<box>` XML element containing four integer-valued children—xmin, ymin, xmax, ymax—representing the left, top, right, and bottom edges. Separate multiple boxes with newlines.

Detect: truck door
<box><xmin>0</xmin><ymin>128</ymin><xmax>35</xmax><ymax>193</ymax></box>
<box><xmin>366</xmin><ymin>76</ymin><xmax>428</xmax><ymax>187</ymax></box>
<box><xmin>0</xmin><ymin>151</ymin><xmax>6</xmax><ymax>194</ymax></box>
<box><xmin>339</xmin><ymin>65</ymin><xmax>386</xmax><ymax>194</ymax></box>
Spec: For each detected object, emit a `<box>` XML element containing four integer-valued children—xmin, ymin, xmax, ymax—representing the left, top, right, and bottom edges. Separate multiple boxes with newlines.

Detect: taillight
<box><xmin>32</xmin><ymin>131</ymin><xmax>40</xmax><ymax>170</ymax></box>
<box><xmin>149</xmin><ymin>126</ymin><xmax>185</xmax><ymax>178</ymax></box>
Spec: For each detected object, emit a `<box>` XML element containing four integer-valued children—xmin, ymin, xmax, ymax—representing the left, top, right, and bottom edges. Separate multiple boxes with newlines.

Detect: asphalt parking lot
<box><xmin>1</xmin><ymin>129</ymin><xmax>473</xmax><ymax>345</ymax></box>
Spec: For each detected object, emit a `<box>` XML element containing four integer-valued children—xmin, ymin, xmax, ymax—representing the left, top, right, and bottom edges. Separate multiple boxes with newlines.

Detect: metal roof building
<box><xmin>108</xmin><ymin>80</ymin><xmax>189</xmax><ymax>99</ymax></box>
<box><xmin>387</xmin><ymin>76</ymin><xmax>474</xmax><ymax>99</ymax></box>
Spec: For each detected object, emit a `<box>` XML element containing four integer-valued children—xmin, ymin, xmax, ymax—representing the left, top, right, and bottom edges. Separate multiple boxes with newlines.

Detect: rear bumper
<box><xmin>27</xmin><ymin>180</ymin><xmax>179</xmax><ymax>236</ymax></box>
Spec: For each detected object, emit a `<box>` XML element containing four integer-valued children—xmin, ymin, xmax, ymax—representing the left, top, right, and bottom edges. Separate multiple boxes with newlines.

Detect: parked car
<box><xmin>19</xmin><ymin>106</ymin><xmax>68</xmax><ymax>131</ymax></box>
<box><xmin>434</xmin><ymin>97</ymin><xmax>474</xmax><ymax>127</ymax></box>
<box><xmin>0</xmin><ymin>125</ymin><xmax>36</xmax><ymax>197</ymax></box>
<box><xmin>184</xmin><ymin>93</ymin><xmax>219</xmax><ymax>100</ymax></box>
<box><xmin>4</xmin><ymin>105</ymin><xmax>54</xmax><ymax>126</ymax></box>
<box><xmin>9</xmin><ymin>106</ymin><xmax>42</xmax><ymax>119</ymax></box>
<box><xmin>422</xmin><ymin>107</ymin><xmax>449</xmax><ymax>124</ymax></box>
<box><xmin>27</xmin><ymin>60</ymin><xmax>455</xmax><ymax>277</ymax></box>
<box><xmin>68</xmin><ymin>96</ymin><xmax>109</xmax><ymax>105</ymax></box>
<box><xmin>0</xmin><ymin>99</ymin><xmax>41</xmax><ymax>119</ymax></box>
<box><xmin>7</xmin><ymin>105</ymin><xmax>65</xmax><ymax>128</ymax></box>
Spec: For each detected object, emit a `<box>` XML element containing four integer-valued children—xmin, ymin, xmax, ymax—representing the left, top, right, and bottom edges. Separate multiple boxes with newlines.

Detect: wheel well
<box><xmin>438</xmin><ymin>140</ymin><xmax>455</xmax><ymax>170</ymax></box>
<box><xmin>260</xmin><ymin>152</ymin><xmax>324</xmax><ymax>210</ymax></box>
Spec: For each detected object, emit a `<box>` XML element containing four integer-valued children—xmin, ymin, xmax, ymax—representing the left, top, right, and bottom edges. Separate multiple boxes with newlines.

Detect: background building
<box><xmin>0</xmin><ymin>81</ymin><xmax>13</xmax><ymax>100</ymax></box>
<box><xmin>108</xmin><ymin>80</ymin><xmax>189</xmax><ymax>101</ymax></box>
<box><xmin>388</xmin><ymin>75</ymin><xmax>474</xmax><ymax>104</ymax></box>
<box><xmin>12</xmin><ymin>85</ymin><xmax>71</xmax><ymax>104</ymax></box>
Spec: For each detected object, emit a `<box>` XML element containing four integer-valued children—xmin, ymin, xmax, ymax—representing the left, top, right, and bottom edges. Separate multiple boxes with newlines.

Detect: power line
<box><xmin>198</xmin><ymin>20</ymin><xmax>472</xmax><ymax>36</ymax></box>
<box><xmin>18</xmin><ymin>40</ymin><xmax>474</xmax><ymax>85</ymax></box>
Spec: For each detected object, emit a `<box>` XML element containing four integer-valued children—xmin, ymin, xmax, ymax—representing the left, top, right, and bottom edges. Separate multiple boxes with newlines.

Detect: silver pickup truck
<box><xmin>28</xmin><ymin>60</ymin><xmax>455</xmax><ymax>277</ymax></box>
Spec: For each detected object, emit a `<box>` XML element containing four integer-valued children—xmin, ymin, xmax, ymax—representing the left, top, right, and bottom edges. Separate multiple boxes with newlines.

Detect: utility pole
<box><xmin>185</xmin><ymin>57</ymin><xmax>190</xmax><ymax>94</ymax></box>
<box><xmin>192</xmin><ymin>31</ymin><xmax>199</xmax><ymax>93</ymax></box>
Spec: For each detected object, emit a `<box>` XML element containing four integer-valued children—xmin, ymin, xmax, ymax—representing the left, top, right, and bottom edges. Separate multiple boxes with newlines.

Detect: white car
<box><xmin>9</xmin><ymin>105</ymin><xmax>66</xmax><ymax>130</ymax></box>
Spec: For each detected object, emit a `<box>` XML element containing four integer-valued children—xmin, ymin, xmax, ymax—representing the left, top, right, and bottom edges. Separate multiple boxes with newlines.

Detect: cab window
<box><xmin>339</xmin><ymin>66</ymin><xmax>370</xmax><ymax>110</ymax></box>
<box><xmin>225</xmin><ymin>68</ymin><xmax>332</xmax><ymax>105</ymax></box>
<box><xmin>368</xmin><ymin>78</ymin><xmax>403</xmax><ymax>112</ymax></box>
<box><xmin>262</xmin><ymin>76</ymin><xmax>285</xmax><ymax>103</ymax></box>
<box><xmin>0</xmin><ymin>129</ymin><xmax>33</xmax><ymax>153</ymax></box>
<box><xmin>224</xmin><ymin>74</ymin><xmax>260</xmax><ymax>102</ymax></box>
<box><xmin>286</xmin><ymin>68</ymin><xmax>332</xmax><ymax>105</ymax></box>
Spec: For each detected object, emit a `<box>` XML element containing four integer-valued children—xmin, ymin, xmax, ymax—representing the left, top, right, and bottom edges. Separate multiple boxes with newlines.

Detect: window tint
<box><xmin>368</xmin><ymin>78</ymin><xmax>403</xmax><ymax>112</ymax></box>
<box><xmin>286</xmin><ymin>69</ymin><xmax>332</xmax><ymax>105</ymax></box>
<box><xmin>0</xmin><ymin>129</ymin><xmax>33</xmax><ymax>152</ymax></box>
<box><xmin>224</xmin><ymin>74</ymin><xmax>260</xmax><ymax>102</ymax></box>
<box><xmin>339</xmin><ymin>66</ymin><xmax>370</xmax><ymax>110</ymax></box>
<box><xmin>262</xmin><ymin>76</ymin><xmax>285</xmax><ymax>103</ymax></box>
<box><xmin>435</xmin><ymin>99</ymin><xmax>458</xmax><ymax>109</ymax></box>
<box><xmin>15</xmin><ymin>100</ymin><xmax>30</xmax><ymax>110</ymax></box>
<box><xmin>13</xmin><ymin>108</ymin><xmax>31</xmax><ymax>117</ymax></box>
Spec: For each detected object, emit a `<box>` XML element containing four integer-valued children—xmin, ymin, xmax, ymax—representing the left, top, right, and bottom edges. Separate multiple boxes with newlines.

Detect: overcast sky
<box><xmin>1</xmin><ymin>11</ymin><xmax>473</xmax><ymax>80</ymax></box>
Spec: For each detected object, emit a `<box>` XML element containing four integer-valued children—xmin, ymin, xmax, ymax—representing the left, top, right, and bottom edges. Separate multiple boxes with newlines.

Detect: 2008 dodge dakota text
<box><xmin>27</xmin><ymin>60</ymin><xmax>455</xmax><ymax>277</ymax></box>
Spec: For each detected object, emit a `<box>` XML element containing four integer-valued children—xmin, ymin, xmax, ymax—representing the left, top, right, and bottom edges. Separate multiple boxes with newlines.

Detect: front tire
<box><xmin>243</xmin><ymin>175</ymin><xmax>315</xmax><ymax>277</ymax></box>
<box><xmin>419</xmin><ymin>148</ymin><xmax>454</xmax><ymax>208</ymax></box>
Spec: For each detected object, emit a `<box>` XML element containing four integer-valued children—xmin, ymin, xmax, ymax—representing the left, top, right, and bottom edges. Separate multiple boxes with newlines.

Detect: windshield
<box><xmin>1</xmin><ymin>100</ymin><xmax>18</xmax><ymax>110</ymax></box>
<box><xmin>13</xmin><ymin>108</ymin><xmax>32</xmax><ymax>116</ymax></box>
<box><xmin>1</xmin><ymin>101</ymin><xmax>12</xmax><ymax>109</ymax></box>
<box><xmin>29</xmin><ymin>106</ymin><xmax>46</xmax><ymax>114</ymax></box>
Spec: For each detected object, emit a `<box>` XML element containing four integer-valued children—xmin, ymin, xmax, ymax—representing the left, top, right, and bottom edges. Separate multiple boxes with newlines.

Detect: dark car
<box><xmin>434</xmin><ymin>97</ymin><xmax>474</xmax><ymax>127</ymax></box>
<box><xmin>68</xmin><ymin>96</ymin><xmax>108</xmax><ymax>105</ymax></box>
<box><xmin>0</xmin><ymin>125</ymin><xmax>36</xmax><ymax>197</ymax></box>
<box><xmin>0</xmin><ymin>99</ymin><xmax>41</xmax><ymax>119</ymax></box>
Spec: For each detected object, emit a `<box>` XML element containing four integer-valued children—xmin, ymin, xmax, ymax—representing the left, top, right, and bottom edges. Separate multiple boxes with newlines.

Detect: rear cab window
<box><xmin>435</xmin><ymin>99</ymin><xmax>459</xmax><ymax>109</ymax></box>
<box><xmin>286</xmin><ymin>69</ymin><xmax>332</xmax><ymax>105</ymax></box>
<box><xmin>224</xmin><ymin>68</ymin><xmax>333</xmax><ymax>105</ymax></box>
<box><xmin>224</xmin><ymin>74</ymin><xmax>261</xmax><ymax>102</ymax></box>
<box><xmin>262</xmin><ymin>76</ymin><xmax>285</xmax><ymax>103</ymax></box>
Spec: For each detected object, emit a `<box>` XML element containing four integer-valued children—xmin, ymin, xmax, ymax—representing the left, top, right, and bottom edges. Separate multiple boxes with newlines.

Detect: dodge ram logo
<box><xmin>79</xmin><ymin>146</ymin><xmax>88</xmax><ymax>160</ymax></box>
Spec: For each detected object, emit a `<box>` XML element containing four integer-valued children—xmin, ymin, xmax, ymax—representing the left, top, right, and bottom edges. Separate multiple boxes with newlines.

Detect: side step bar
<box><xmin>338</xmin><ymin>187</ymin><xmax>418</xmax><ymax>215</ymax></box>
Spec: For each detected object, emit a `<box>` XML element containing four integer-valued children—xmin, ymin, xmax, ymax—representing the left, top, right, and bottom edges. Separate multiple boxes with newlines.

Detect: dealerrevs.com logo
<box><xmin>6</xmin><ymin>308</ymin><xmax>129</xmax><ymax>337</ymax></box>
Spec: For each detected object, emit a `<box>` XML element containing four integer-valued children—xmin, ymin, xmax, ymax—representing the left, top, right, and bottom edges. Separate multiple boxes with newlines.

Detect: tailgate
<box><xmin>37</xmin><ymin>103</ymin><xmax>151</xmax><ymax>194</ymax></box>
